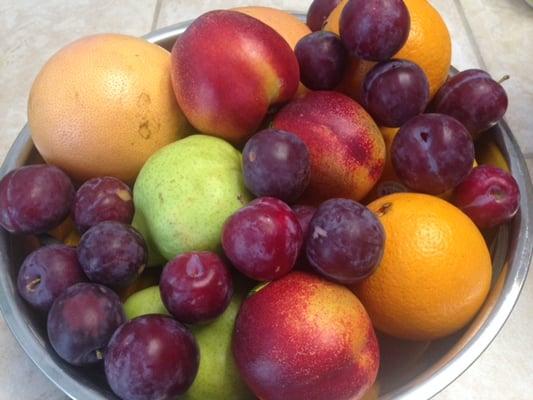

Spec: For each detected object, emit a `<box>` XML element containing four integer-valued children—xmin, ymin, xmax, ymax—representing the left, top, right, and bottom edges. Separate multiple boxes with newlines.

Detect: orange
<box><xmin>233</xmin><ymin>6</ymin><xmax>311</xmax><ymax>49</ymax></box>
<box><xmin>28</xmin><ymin>34</ymin><xmax>189</xmax><ymax>183</ymax></box>
<box><xmin>353</xmin><ymin>193</ymin><xmax>492</xmax><ymax>341</ymax></box>
<box><xmin>325</xmin><ymin>0</ymin><xmax>451</xmax><ymax>100</ymax></box>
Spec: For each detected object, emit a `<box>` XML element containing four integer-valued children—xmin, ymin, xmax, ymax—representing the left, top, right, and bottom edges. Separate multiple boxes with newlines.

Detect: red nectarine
<box><xmin>273</xmin><ymin>91</ymin><xmax>385</xmax><ymax>203</ymax></box>
<box><xmin>170</xmin><ymin>10</ymin><xmax>299</xmax><ymax>144</ymax></box>
<box><xmin>233</xmin><ymin>271</ymin><xmax>379</xmax><ymax>400</ymax></box>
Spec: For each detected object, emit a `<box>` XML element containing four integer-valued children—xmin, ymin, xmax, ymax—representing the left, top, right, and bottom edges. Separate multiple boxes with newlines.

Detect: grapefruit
<box><xmin>28</xmin><ymin>33</ymin><xmax>189</xmax><ymax>183</ymax></box>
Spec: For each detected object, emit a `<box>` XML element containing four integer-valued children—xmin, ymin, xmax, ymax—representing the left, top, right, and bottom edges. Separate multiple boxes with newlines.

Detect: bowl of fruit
<box><xmin>0</xmin><ymin>2</ymin><xmax>532</xmax><ymax>400</ymax></box>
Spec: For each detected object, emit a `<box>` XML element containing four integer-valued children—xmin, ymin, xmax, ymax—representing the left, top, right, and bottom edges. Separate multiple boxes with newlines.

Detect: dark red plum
<box><xmin>222</xmin><ymin>197</ymin><xmax>303</xmax><ymax>281</ymax></box>
<box><xmin>0</xmin><ymin>164</ymin><xmax>74</xmax><ymax>234</ymax></box>
<box><xmin>77</xmin><ymin>221</ymin><xmax>147</xmax><ymax>288</ymax></box>
<box><xmin>340</xmin><ymin>0</ymin><xmax>410</xmax><ymax>61</ymax></box>
<box><xmin>363</xmin><ymin>59</ymin><xmax>430</xmax><ymax>127</ymax></box>
<box><xmin>243</xmin><ymin>129</ymin><xmax>311</xmax><ymax>204</ymax></box>
<box><xmin>295</xmin><ymin>31</ymin><xmax>348</xmax><ymax>90</ymax></box>
<box><xmin>74</xmin><ymin>176</ymin><xmax>134</xmax><ymax>233</ymax></box>
<box><xmin>453</xmin><ymin>165</ymin><xmax>520</xmax><ymax>228</ymax></box>
<box><xmin>105</xmin><ymin>315</ymin><xmax>199</xmax><ymax>400</ymax></box>
<box><xmin>432</xmin><ymin>69</ymin><xmax>508</xmax><ymax>136</ymax></box>
<box><xmin>47</xmin><ymin>283</ymin><xmax>125</xmax><ymax>366</ymax></box>
<box><xmin>17</xmin><ymin>244</ymin><xmax>86</xmax><ymax>312</ymax></box>
<box><xmin>307</xmin><ymin>0</ymin><xmax>341</xmax><ymax>31</ymax></box>
<box><xmin>306</xmin><ymin>198</ymin><xmax>385</xmax><ymax>284</ymax></box>
<box><xmin>160</xmin><ymin>251</ymin><xmax>233</xmax><ymax>324</ymax></box>
<box><xmin>391</xmin><ymin>114</ymin><xmax>475</xmax><ymax>194</ymax></box>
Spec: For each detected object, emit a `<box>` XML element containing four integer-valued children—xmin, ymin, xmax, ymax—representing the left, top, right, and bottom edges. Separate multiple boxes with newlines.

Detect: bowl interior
<box><xmin>1</xmin><ymin>17</ymin><xmax>532</xmax><ymax>400</ymax></box>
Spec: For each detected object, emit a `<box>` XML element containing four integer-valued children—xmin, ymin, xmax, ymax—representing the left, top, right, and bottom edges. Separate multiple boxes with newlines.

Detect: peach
<box><xmin>273</xmin><ymin>91</ymin><xmax>385</xmax><ymax>203</ymax></box>
<box><xmin>170</xmin><ymin>10</ymin><xmax>299</xmax><ymax>144</ymax></box>
<box><xmin>233</xmin><ymin>271</ymin><xmax>379</xmax><ymax>400</ymax></box>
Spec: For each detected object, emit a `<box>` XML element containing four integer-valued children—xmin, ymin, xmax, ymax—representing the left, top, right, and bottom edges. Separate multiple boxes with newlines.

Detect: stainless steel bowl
<box><xmin>1</xmin><ymin>16</ymin><xmax>532</xmax><ymax>400</ymax></box>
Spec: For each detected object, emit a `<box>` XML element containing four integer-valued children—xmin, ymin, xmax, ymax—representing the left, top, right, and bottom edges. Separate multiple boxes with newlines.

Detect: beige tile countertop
<box><xmin>0</xmin><ymin>1</ymin><xmax>532</xmax><ymax>399</ymax></box>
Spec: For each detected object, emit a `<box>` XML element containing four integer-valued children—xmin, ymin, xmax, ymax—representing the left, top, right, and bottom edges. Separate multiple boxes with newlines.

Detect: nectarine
<box><xmin>273</xmin><ymin>91</ymin><xmax>385</xmax><ymax>203</ymax></box>
<box><xmin>170</xmin><ymin>11</ymin><xmax>299</xmax><ymax>144</ymax></box>
<box><xmin>233</xmin><ymin>272</ymin><xmax>379</xmax><ymax>400</ymax></box>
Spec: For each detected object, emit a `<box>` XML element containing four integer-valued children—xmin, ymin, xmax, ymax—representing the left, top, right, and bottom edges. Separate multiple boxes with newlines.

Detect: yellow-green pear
<box><xmin>133</xmin><ymin>135</ymin><xmax>251</xmax><ymax>264</ymax></box>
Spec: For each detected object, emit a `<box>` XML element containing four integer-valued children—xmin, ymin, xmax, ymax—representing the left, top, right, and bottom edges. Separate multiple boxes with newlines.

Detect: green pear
<box><xmin>133</xmin><ymin>135</ymin><xmax>251</xmax><ymax>264</ymax></box>
<box><xmin>183</xmin><ymin>292</ymin><xmax>252</xmax><ymax>400</ymax></box>
<box><xmin>123</xmin><ymin>286</ymin><xmax>169</xmax><ymax>320</ymax></box>
<box><xmin>132</xmin><ymin>212</ymin><xmax>166</xmax><ymax>267</ymax></box>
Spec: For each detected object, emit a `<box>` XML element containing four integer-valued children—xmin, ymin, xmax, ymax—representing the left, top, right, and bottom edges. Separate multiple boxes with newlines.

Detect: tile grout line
<box><xmin>452</xmin><ymin>0</ymin><xmax>488</xmax><ymax>70</ymax></box>
<box><xmin>150</xmin><ymin>0</ymin><xmax>163</xmax><ymax>32</ymax></box>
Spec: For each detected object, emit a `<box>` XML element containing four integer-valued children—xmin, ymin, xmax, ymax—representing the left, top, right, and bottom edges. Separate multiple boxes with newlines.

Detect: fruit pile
<box><xmin>0</xmin><ymin>1</ymin><xmax>522</xmax><ymax>400</ymax></box>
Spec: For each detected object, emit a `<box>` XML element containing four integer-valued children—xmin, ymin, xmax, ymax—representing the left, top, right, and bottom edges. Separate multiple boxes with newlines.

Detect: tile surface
<box><xmin>0</xmin><ymin>1</ymin><xmax>532</xmax><ymax>399</ymax></box>
<box><xmin>156</xmin><ymin>0</ymin><xmax>311</xmax><ymax>28</ymax></box>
